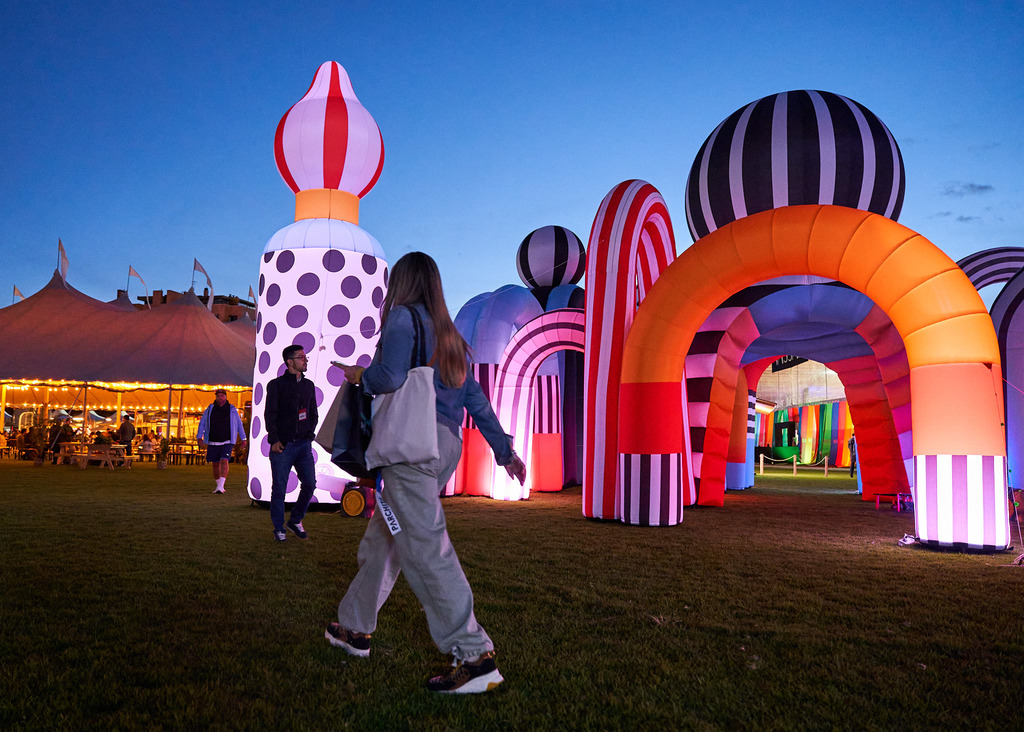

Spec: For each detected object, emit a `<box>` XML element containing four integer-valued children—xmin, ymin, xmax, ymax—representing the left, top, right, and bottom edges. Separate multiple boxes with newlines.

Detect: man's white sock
<box><xmin>216</xmin><ymin>477</ymin><xmax>226</xmax><ymax>489</ymax></box>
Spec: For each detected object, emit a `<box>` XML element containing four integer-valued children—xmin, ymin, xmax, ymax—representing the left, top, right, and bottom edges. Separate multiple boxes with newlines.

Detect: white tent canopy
<box><xmin>0</xmin><ymin>272</ymin><xmax>255</xmax><ymax>433</ymax></box>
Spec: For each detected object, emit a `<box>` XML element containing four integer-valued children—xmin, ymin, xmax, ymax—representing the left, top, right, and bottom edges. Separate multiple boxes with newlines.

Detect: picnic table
<box><xmin>64</xmin><ymin>443</ymin><xmax>132</xmax><ymax>470</ymax></box>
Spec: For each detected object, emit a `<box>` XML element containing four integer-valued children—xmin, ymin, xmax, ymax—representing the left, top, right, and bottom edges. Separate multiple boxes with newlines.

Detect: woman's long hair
<box><xmin>380</xmin><ymin>252</ymin><xmax>468</xmax><ymax>388</ymax></box>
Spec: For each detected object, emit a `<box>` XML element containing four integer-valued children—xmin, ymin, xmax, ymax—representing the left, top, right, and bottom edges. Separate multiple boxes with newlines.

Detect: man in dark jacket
<box><xmin>117</xmin><ymin>415</ymin><xmax>136</xmax><ymax>456</ymax></box>
<box><xmin>265</xmin><ymin>344</ymin><xmax>319</xmax><ymax>542</ymax></box>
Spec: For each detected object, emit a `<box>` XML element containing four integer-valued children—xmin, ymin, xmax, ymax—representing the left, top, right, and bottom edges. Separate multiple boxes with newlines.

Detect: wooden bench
<box><xmin>75</xmin><ymin>445</ymin><xmax>130</xmax><ymax>470</ymax></box>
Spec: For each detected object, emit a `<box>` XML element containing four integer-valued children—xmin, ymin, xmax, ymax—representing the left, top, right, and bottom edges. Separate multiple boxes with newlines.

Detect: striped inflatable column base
<box><xmin>618</xmin><ymin>453</ymin><xmax>685</xmax><ymax>526</ymax></box>
<box><xmin>725</xmin><ymin>462</ymin><xmax>747</xmax><ymax>491</ymax></box>
<box><xmin>531</xmin><ymin>433</ymin><xmax>564</xmax><ymax>492</ymax></box>
<box><xmin>913</xmin><ymin>455</ymin><xmax>1010</xmax><ymax>550</ymax></box>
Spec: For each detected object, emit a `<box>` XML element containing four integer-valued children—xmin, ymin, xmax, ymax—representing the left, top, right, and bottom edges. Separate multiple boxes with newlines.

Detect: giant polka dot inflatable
<box><xmin>250</xmin><ymin>61</ymin><xmax>389</xmax><ymax>506</ymax></box>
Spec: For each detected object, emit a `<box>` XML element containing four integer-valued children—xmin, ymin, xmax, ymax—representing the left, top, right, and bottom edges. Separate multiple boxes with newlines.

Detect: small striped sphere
<box><xmin>516</xmin><ymin>226</ymin><xmax>586</xmax><ymax>288</ymax></box>
<box><xmin>685</xmin><ymin>90</ymin><xmax>905</xmax><ymax>241</ymax></box>
<box><xmin>274</xmin><ymin>61</ymin><xmax>384</xmax><ymax>197</ymax></box>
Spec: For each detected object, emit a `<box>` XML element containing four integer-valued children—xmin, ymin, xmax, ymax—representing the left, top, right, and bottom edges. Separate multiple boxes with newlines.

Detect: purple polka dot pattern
<box><xmin>286</xmin><ymin>305</ymin><xmax>308</xmax><ymax>328</ymax></box>
<box><xmin>334</xmin><ymin>335</ymin><xmax>355</xmax><ymax>358</ymax></box>
<box><xmin>266</xmin><ymin>284</ymin><xmax>281</xmax><ymax>307</ymax></box>
<box><xmin>276</xmin><ymin>250</ymin><xmax>295</xmax><ymax>273</ymax></box>
<box><xmin>250</xmin><ymin>247</ymin><xmax>387</xmax><ymax>505</ymax></box>
<box><xmin>256</xmin><ymin>312</ymin><xmax>263</xmax><ymax>332</ymax></box>
<box><xmin>341</xmin><ymin>276</ymin><xmax>362</xmax><ymax>298</ymax></box>
<box><xmin>328</xmin><ymin>304</ymin><xmax>350</xmax><ymax>327</ymax></box>
<box><xmin>323</xmin><ymin>250</ymin><xmax>345</xmax><ymax>272</ymax></box>
<box><xmin>262</xmin><ymin>322</ymin><xmax>278</xmax><ymax>345</ymax></box>
<box><xmin>294</xmin><ymin>331</ymin><xmax>315</xmax><ymax>353</ymax></box>
<box><xmin>297</xmin><ymin>272</ymin><xmax>320</xmax><ymax>295</ymax></box>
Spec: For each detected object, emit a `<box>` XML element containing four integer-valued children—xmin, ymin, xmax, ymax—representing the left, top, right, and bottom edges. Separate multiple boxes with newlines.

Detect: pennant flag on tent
<box><xmin>128</xmin><ymin>266</ymin><xmax>151</xmax><ymax>308</ymax></box>
<box><xmin>13</xmin><ymin>285</ymin><xmax>24</xmax><ymax>302</ymax></box>
<box><xmin>193</xmin><ymin>258</ymin><xmax>214</xmax><ymax>311</ymax></box>
<box><xmin>249</xmin><ymin>285</ymin><xmax>257</xmax><ymax>305</ymax></box>
<box><xmin>58</xmin><ymin>239</ymin><xmax>69</xmax><ymax>282</ymax></box>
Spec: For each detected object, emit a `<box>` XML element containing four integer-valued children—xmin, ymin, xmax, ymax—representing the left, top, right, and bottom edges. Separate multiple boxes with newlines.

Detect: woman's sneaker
<box><xmin>426</xmin><ymin>651</ymin><xmax>504</xmax><ymax>694</ymax></box>
<box><xmin>324</xmin><ymin>622</ymin><xmax>370</xmax><ymax>657</ymax></box>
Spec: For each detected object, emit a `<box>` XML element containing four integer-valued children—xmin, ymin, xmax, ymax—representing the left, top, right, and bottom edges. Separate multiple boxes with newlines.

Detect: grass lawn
<box><xmin>2</xmin><ymin>460</ymin><xmax>1023</xmax><ymax>730</ymax></box>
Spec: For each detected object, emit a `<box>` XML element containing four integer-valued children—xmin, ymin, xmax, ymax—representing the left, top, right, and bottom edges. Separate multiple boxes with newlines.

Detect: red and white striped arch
<box><xmin>583</xmin><ymin>180</ymin><xmax>679</xmax><ymax>521</ymax></box>
<box><xmin>491</xmin><ymin>308</ymin><xmax>586</xmax><ymax>500</ymax></box>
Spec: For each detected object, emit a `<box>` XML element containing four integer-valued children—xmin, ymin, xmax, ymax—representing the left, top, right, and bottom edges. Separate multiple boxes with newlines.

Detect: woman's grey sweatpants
<box><xmin>336</xmin><ymin>422</ymin><xmax>494</xmax><ymax>660</ymax></box>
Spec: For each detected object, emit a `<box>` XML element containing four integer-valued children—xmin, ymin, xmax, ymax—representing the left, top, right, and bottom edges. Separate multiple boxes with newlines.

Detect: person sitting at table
<box><xmin>17</xmin><ymin>429</ymin><xmax>38</xmax><ymax>460</ymax></box>
<box><xmin>140</xmin><ymin>432</ymin><xmax>155</xmax><ymax>461</ymax></box>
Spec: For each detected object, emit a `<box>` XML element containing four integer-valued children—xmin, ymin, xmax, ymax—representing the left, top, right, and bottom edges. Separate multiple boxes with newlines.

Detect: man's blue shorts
<box><xmin>206</xmin><ymin>443</ymin><xmax>234</xmax><ymax>463</ymax></box>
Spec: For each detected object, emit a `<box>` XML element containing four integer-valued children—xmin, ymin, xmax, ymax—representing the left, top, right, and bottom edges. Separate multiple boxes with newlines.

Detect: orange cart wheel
<box><xmin>341</xmin><ymin>487</ymin><xmax>366</xmax><ymax>517</ymax></box>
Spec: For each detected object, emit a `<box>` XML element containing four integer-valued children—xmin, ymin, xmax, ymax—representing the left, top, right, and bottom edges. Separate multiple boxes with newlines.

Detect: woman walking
<box><xmin>330</xmin><ymin>252</ymin><xmax>526</xmax><ymax>694</ymax></box>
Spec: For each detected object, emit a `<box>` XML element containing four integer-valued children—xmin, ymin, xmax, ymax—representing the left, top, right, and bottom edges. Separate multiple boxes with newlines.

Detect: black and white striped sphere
<box><xmin>685</xmin><ymin>90</ymin><xmax>905</xmax><ymax>241</ymax></box>
<box><xmin>516</xmin><ymin>225</ymin><xmax>586</xmax><ymax>288</ymax></box>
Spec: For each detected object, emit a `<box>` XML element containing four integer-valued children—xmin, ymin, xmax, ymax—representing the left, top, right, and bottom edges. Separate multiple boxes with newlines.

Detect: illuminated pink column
<box><xmin>249</xmin><ymin>61</ymin><xmax>387</xmax><ymax>506</ymax></box>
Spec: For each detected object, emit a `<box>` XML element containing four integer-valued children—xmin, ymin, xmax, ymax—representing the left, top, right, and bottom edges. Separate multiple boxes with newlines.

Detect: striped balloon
<box><xmin>274</xmin><ymin>61</ymin><xmax>384</xmax><ymax>197</ymax></box>
<box><xmin>516</xmin><ymin>225</ymin><xmax>586</xmax><ymax>288</ymax></box>
<box><xmin>685</xmin><ymin>90</ymin><xmax>905</xmax><ymax>241</ymax></box>
<box><xmin>957</xmin><ymin>247</ymin><xmax>1024</xmax><ymax>291</ymax></box>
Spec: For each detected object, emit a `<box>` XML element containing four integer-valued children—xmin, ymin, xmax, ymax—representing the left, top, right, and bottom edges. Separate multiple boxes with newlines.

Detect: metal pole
<box><xmin>793</xmin><ymin>454</ymin><xmax>797</xmax><ymax>475</ymax></box>
<box><xmin>165</xmin><ymin>388</ymin><xmax>172</xmax><ymax>440</ymax></box>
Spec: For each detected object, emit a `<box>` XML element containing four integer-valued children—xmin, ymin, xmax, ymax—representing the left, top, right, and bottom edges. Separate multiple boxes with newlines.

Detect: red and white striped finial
<box><xmin>274</xmin><ymin>61</ymin><xmax>384</xmax><ymax>197</ymax></box>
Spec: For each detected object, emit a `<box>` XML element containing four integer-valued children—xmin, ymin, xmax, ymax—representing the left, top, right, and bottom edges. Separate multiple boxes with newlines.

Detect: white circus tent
<box><xmin>0</xmin><ymin>271</ymin><xmax>254</xmax><ymax>434</ymax></box>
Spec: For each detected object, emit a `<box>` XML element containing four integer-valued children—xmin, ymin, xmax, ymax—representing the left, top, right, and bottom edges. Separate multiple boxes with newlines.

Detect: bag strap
<box><xmin>407</xmin><ymin>306</ymin><xmax>428</xmax><ymax>369</ymax></box>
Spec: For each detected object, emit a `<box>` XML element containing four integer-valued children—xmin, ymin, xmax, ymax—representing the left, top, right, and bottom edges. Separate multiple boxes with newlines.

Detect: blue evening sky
<box><xmin>2</xmin><ymin>1</ymin><xmax>1021</xmax><ymax>313</ymax></box>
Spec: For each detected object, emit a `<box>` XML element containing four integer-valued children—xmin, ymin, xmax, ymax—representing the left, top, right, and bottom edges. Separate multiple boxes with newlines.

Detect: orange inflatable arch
<box><xmin>618</xmin><ymin>204</ymin><xmax>1009</xmax><ymax>550</ymax></box>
